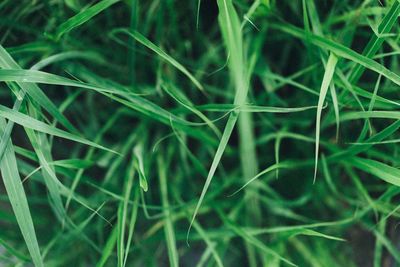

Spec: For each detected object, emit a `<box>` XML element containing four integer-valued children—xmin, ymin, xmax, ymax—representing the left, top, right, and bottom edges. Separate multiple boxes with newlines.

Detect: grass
<box><xmin>1</xmin><ymin>0</ymin><xmax>400</xmax><ymax>266</ymax></box>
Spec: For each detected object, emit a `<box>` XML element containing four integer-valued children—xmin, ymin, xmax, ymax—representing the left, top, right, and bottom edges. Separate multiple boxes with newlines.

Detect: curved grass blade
<box><xmin>22</xmin><ymin>62</ymin><xmax>217</xmax><ymax>144</ymax></box>
<box><xmin>162</xmin><ymin>82</ymin><xmax>221</xmax><ymax>137</ymax></box>
<box><xmin>277</xmin><ymin>24</ymin><xmax>400</xmax><ymax>88</ymax></box>
<box><xmin>53</xmin><ymin>0</ymin><xmax>121</xmax><ymax>40</ymax></box>
<box><xmin>0</xmin><ymin>69</ymin><xmax>128</xmax><ymax>95</ymax></box>
<box><xmin>0</xmin><ymin>104</ymin><xmax>116</xmax><ymax>154</ymax></box>
<box><xmin>230</xmin><ymin>162</ymin><xmax>293</xmax><ymax>196</ymax></box>
<box><xmin>348</xmin><ymin>157</ymin><xmax>400</xmax><ymax>187</ymax></box>
<box><xmin>30</xmin><ymin>51</ymin><xmax>105</xmax><ymax>70</ymax></box>
<box><xmin>64</xmin><ymin>64</ymin><xmax>218</xmax><ymax>145</ymax></box>
<box><xmin>175</xmin><ymin>195</ymin><xmax>223</xmax><ymax>267</ymax></box>
<box><xmin>217</xmin><ymin>209</ymin><xmax>297</xmax><ymax>266</ymax></box>
<box><xmin>0</xmin><ymin>236</ymin><xmax>30</xmax><ymax>262</ymax></box>
<box><xmin>0</xmin><ymin>50</ymin><xmax>102</xmax><ymax>163</ymax></box>
<box><xmin>314</xmin><ymin>53</ymin><xmax>338</xmax><ymax>182</ymax></box>
<box><xmin>0</xmin><ymin>45</ymin><xmax>77</xmax><ymax>133</ymax></box>
<box><xmin>111</xmin><ymin>28</ymin><xmax>204</xmax><ymax>92</ymax></box>
<box><xmin>351</xmin><ymin>84</ymin><xmax>400</xmax><ymax>108</ymax></box>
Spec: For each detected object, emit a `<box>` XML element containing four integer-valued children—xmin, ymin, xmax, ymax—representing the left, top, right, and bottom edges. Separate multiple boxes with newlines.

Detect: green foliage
<box><xmin>1</xmin><ymin>0</ymin><xmax>400</xmax><ymax>266</ymax></box>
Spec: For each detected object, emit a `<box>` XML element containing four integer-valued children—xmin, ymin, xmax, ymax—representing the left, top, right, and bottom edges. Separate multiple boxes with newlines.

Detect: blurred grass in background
<box><xmin>1</xmin><ymin>0</ymin><xmax>400</xmax><ymax>266</ymax></box>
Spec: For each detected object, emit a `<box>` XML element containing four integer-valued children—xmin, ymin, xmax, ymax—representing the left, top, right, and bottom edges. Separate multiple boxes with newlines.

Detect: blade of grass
<box><xmin>133</xmin><ymin>144</ymin><xmax>148</xmax><ymax>192</ymax></box>
<box><xmin>188</xmin><ymin>0</ymin><xmax>250</xmax><ymax>240</ymax></box>
<box><xmin>96</xmin><ymin>226</ymin><xmax>118</xmax><ymax>267</ymax></box>
<box><xmin>348</xmin><ymin>157</ymin><xmax>400</xmax><ymax>187</ymax></box>
<box><xmin>162</xmin><ymin>82</ymin><xmax>221</xmax><ymax>136</ymax></box>
<box><xmin>339</xmin><ymin>110</ymin><xmax>400</xmax><ymax>121</ymax></box>
<box><xmin>111</xmin><ymin>28</ymin><xmax>204</xmax><ymax>92</ymax></box>
<box><xmin>195</xmin><ymin>104</ymin><xmax>319</xmax><ymax>113</ymax></box>
<box><xmin>24</xmin><ymin>124</ymin><xmax>66</xmax><ymax>222</ymax></box>
<box><xmin>53</xmin><ymin>0</ymin><xmax>121</xmax><ymax>40</ymax></box>
<box><xmin>216</xmin><ymin>208</ymin><xmax>297</xmax><ymax>266</ymax></box>
<box><xmin>276</xmin><ymin>24</ymin><xmax>400</xmax><ymax>88</ymax></box>
<box><xmin>0</xmin><ymin>104</ymin><xmax>116</xmax><ymax>154</ymax></box>
<box><xmin>0</xmin><ymin>45</ymin><xmax>77</xmax><ymax>133</ymax></box>
<box><xmin>314</xmin><ymin>53</ymin><xmax>338</xmax><ymax>182</ymax></box>
<box><xmin>348</xmin><ymin>1</ymin><xmax>400</xmax><ymax>83</ymax></box>
<box><xmin>0</xmin><ymin>236</ymin><xmax>30</xmax><ymax>262</ymax></box>
<box><xmin>158</xmin><ymin>153</ymin><xmax>179</xmax><ymax>267</ymax></box>
<box><xmin>122</xmin><ymin>185</ymin><xmax>139</xmax><ymax>266</ymax></box>
<box><xmin>0</xmin><ymin>69</ymin><xmax>130</xmax><ymax>95</ymax></box>
<box><xmin>0</xmin><ymin>118</ymin><xmax>44</xmax><ymax>267</ymax></box>
<box><xmin>117</xmin><ymin>158</ymin><xmax>135</xmax><ymax>267</ymax></box>
<box><xmin>0</xmin><ymin>50</ymin><xmax>100</xmax><ymax>163</ymax></box>
<box><xmin>329</xmin><ymin>83</ymin><xmax>340</xmax><ymax>140</ymax></box>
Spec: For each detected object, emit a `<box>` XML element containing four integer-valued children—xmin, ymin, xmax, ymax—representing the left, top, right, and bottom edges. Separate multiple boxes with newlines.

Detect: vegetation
<box><xmin>1</xmin><ymin>0</ymin><xmax>400</xmax><ymax>266</ymax></box>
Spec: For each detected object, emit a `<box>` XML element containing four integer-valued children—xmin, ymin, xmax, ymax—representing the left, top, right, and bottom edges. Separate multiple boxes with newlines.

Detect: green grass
<box><xmin>1</xmin><ymin>0</ymin><xmax>400</xmax><ymax>266</ymax></box>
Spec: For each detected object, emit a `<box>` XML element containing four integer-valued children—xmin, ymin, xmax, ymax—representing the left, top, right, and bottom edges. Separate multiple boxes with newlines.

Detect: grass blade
<box><xmin>348</xmin><ymin>157</ymin><xmax>400</xmax><ymax>187</ymax></box>
<box><xmin>189</xmin><ymin>0</ymin><xmax>248</xmax><ymax>239</ymax></box>
<box><xmin>314</xmin><ymin>53</ymin><xmax>338</xmax><ymax>182</ymax></box>
<box><xmin>217</xmin><ymin>209</ymin><xmax>297</xmax><ymax>266</ymax></box>
<box><xmin>54</xmin><ymin>0</ymin><xmax>121</xmax><ymax>40</ymax></box>
<box><xmin>0</xmin><ymin>104</ymin><xmax>115</xmax><ymax>153</ymax></box>
<box><xmin>277</xmin><ymin>24</ymin><xmax>400</xmax><ymax>88</ymax></box>
<box><xmin>96</xmin><ymin>227</ymin><xmax>118</xmax><ymax>267</ymax></box>
<box><xmin>111</xmin><ymin>28</ymin><xmax>204</xmax><ymax>92</ymax></box>
<box><xmin>0</xmin><ymin>118</ymin><xmax>44</xmax><ymax>267</ymax></box>
<box><xmin>133</xmin><ymin>144</ymin><xmax>148</xmax><ymax>192</ymax></box>
<box><xmin>0</xmin><ymin>45</ymin><xmax>77</xmax><ymax>133</ymax></box>
<box><xmin>158</xmin><ymin>154</ymin><xmax>179</xmax><ymax>267</ymax></box>
<box><xmin>348</xmin><ymin>1</ymin><xmax>400</xmax><ymax>83</ymax></box>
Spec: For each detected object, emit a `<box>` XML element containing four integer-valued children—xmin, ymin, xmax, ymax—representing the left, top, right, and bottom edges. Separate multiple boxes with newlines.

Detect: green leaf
<box><xmin>111</xmin><ymin>29</ymin><xmax>204</xmax><ymax>92</ymax></box>
<box><xmin>54</xmin><ymin>0</ymin><xmax>121</xmax><ymax>40</ymax></box>
<box><xmin>133</xmin><ymin>145</ymin><xmax>148</xmax><ymax>192</ymax></box>
<box><xmin>217</xmin><ymin>209</ymin><xmax>297</xmax><ymax>267</ymax></box>
<box><xmin>0</xmin><ymin>45</ymin><xmax>77</xmax><ymax>133</ymax></box>
<box><xmin>349</xmin><ymin>157</ymin><xmax>400</xmax><ymax>187</ymax></box>
<box><xmin>277</xmin><ymin>24</ymin><xmax>400</xmax><ymax>88</ymax></box>
<box><xmin>0</xmin><ymin>104</ymin><xmax>116</xmax><ymax>154</ymax></box>
<box><xmin>158</xmin><ymin>155</ymin><xmax>179</xmax><ymax>267</ymax></box>
<box><xmin>348</xmin><ymin>1</ymin><xmax>400</xmax><ymax>83</ymax></box>
<box><xmin>188</xmin><ymin>0</ymin><xmax>247</xmax><ymax>239</ymax></box>
<box><xmin>314</xmin><ymin>53</ymin><xmax>338</xmax><ymax>182</ymax></box>
<box><xmin>0</xmin><ymin>118</ymin><xmax>44</xmax><ymax>267</ymax></box>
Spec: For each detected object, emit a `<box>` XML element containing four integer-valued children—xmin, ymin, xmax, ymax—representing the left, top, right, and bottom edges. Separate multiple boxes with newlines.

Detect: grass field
<box><xmin>1</xmin><ymin>0</ymin><xmax>400</xmax><ymax>266</ymax></box>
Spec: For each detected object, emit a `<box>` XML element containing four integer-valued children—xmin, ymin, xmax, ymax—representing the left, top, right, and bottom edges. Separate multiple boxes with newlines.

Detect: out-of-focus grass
<box><xmin>0</xmin><ymin>0</ymin><xmax>400</xmax><ymax>266</ymax></box>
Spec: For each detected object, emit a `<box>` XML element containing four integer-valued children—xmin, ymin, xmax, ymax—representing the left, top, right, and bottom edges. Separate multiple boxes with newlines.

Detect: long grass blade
<box><xmin>314</xmin><ymin>53</ymin><xmax>338</xmax><ymax>182</ymax></box>
<box><xmin>0</xmin><ymin>104</ymin><xmax>115</xmax><ymax>153</ymax></box>
<box><xmin>54</xmin><ymin>0</ymin><xmax>121</xmax><ymax>40</ymax></box>
<box><xmin>0</xmin><ymin>118</ymin><xmax>44</xmax><ymax>267</ymax></box>
<box><xmin>111</xmin><ymin>29</ymin><xmax>204</xmax><ymax>92</ymax></box>
<box><xmin>188</xmin><ymin>0</ymin><xmax>248</xmax><ymax>239</ymax></box>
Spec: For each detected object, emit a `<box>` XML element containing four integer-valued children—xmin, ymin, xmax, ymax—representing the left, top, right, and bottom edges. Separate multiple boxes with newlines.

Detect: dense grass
<box><xmin>1</xmin><ymin>0</ymin><xmax>400</xmax><ymax>266</ymax></box>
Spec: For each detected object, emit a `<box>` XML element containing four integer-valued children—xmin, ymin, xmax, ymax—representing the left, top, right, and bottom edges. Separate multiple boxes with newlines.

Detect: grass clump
<box><xmin>1</xmin><ymin>0</ymin><xmax>400</xmax><ymax>266</ymax></box>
